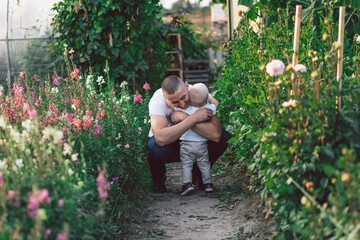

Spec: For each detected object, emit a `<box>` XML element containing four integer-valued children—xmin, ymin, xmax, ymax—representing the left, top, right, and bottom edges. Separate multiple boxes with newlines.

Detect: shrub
<box><xmin>215</xmin><ymin>2</ymin><xmax>360</xmax><ymax>238</ymax></box>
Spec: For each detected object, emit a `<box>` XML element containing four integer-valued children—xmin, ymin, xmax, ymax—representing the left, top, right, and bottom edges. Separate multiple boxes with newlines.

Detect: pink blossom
<box><xmin>111</xmin><ymin>90</ymin><xmax>116</xmax><ymax>95</ymax></box>
<box><xmin>112</xmin><ymin>177</ymin><xmax>119</xmax><ymax>183</ymax></box>
<box><xmin>136</xmin><ymin>129</ymin><xmax>140</xmax><ymax>133</ymax></box>
<box><xmin>19</xmin><ymin>72</ymin><xmax>25</xmax><ymax>80</ymax></box>
<box><xmin>34</xmin><ymin>74</ymin><xmax>40</xmax><ymax>82</ymax></box>
<box><xmin>93</xmin><ymin>94</ymin><xmax>97</xmax><ymax>100</ymax></box>
<box><xmin>266</xmin><ymin>60</ymin><xmax>285</xmax><ymax>77</ymax></box>
<box><xmin>0</xmin><ymin>172</ymin><xmax>3</xmax><ymax>187</ymax></box>
<box><xmin>38</xmin><ymin>189</ymin><xmax>50</xmax><ymax>203</ymax></box>
<box><xmin>96</xmin><ymin>167</ymin><xmax>109</xmax><ymax>201</ymax></box>
<box><xmin>72</xmin><ymin>99</ymin><xmax>80</xmax><ymax>107</ymax></box>
<box><xmin>125</xmin><ymin>144</ymin><xmax>130</xmax><ymax>149</ymax></box>
<box><xmin>93</xmin><ymin>124</ymin><xmax>101</xmax><ymax>136</ymax></box>
<box><xmin>133</xmin><ymin>94</ymin><xmax>143</xmax><ymax>103</ymax></box>
<box><xmin>113</xmin><ymin>105</ymin><xmax>117</xmax><ymax>110</ymax></box>
<box><xmin>58</xmin><ymin>198</ymin><xmax>64</xmax><ymax>207</ymax></box>
<box><xmin>357</xmin><ymin>36</ymin><xmax>360</xmax><ymax>44</ymax></box>
<box><xmin>71</xmin><ymin>69</ymin><xmax>80</xmax><ymax>79</ymax></box>
<box><xmin>116</xmin><ymin>144</ymin><xmax>121</xmax><ymax>148</ymax></box>
<box><xmin>7</xmin><ymin>190</ymin><xmax>16</xmax><ymax>200</ymax></box>
<box><xmin>56</xmin><ymin>233</ymin><xmax>68</xmax><ymax>240</ymax></box>
<box><xmin>143</xmin><ymin>83</ymin><xmax>151</xmax><ymax>90</ymax></box>
<box><xmin>282</xmin><ymin>99</ymin><xmax>297</xmax><ymax>108</ymax></box>
<box><xmin>27</xmin><ymin>196</ymin><xmax>39</xmax><ymax>210</ymax></box>
<box><xmin>294</xmin><ymin>64</ymin><xmax>307</xmax><ymax>73</ymax></box>
<box><xmin>44</xmin><ymin>229</ymin><xmax>51</xmax><ymax>239</ymax></box>
<box><xmin>53</xmin><ymin>78</ymin><xmax>59</xmax><ymax>86</ymax></box>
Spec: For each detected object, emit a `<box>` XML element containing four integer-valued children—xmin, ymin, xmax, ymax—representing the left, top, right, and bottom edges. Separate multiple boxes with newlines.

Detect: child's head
<box><xmin>189</xmin><ymin>83</ymin><xmax>209</xmax><ymax>107</ymax></box>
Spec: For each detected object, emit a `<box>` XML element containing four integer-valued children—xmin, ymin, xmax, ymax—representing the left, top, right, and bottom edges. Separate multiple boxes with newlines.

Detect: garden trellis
<box><xmin>0</xmin><ymin>0</ymin><xmax>60</xmax><ymax>86</ymax></box>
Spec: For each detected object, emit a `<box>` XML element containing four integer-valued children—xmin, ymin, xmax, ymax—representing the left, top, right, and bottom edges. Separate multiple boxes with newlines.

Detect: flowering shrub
<box><xmin>215</xmin><ymin>3</ymin><xmax>360</xmax><ymax>239</ymax></box>
<box><xmin>0</xmin><ymin>63</ymin><xmax>152</xmax><ymax>238</ymax></box>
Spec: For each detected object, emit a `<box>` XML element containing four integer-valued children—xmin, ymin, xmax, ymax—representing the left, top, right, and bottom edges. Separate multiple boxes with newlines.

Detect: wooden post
<box><xmin>336</xmin><ymin>6</ymin><xmax>346</xmax><ymax>109</ymax></box>
<box><xmin>291</xmin><ymin>5</ymin><xmax>302</xmax><ymax>95</ymax></box>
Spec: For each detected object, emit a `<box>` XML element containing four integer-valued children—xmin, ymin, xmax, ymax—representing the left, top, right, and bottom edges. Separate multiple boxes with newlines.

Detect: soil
<box><xmin>123</xmin><ymin>162</ymin><xmax>276</xmax><ymax>240</ymax></box>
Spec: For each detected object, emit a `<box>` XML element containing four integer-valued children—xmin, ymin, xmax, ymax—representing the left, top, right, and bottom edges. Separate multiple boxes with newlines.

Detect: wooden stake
<box><xmin>291</xmin><ymin>5</ymin><xmax>302</xmax><ymax>95</ymax></box>
<box><xmin>337</xmin><ymin>6</ymin><xmax>346</xmax><ymax>109</ymax></box>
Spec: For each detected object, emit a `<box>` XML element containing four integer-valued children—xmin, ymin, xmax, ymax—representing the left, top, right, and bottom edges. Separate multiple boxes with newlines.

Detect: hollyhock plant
<box><xmin>266</xmin><ymin>60</ymin><xmax>285</xmax><ymax>77</ymax></box>
<box><xmin>134</xmin><ymin>94</ymin><xmax>143</xmax><ymax>103</ymax></box>
<box><xmin>143</xmin><ymin>83</ymin><xmax>151</xmax><ymax>90</ymax></box>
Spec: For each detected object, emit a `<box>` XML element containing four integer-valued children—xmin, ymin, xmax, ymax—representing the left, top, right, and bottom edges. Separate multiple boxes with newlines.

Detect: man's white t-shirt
<box><xmin>148</xmin><ymin>88</ymin><xmax>174</xmax><ymax>137</ymax></box>
<box><xmin>174</xmin><ymin>103</ymin><xmax>216</xmax><ymax>141</ymax></box>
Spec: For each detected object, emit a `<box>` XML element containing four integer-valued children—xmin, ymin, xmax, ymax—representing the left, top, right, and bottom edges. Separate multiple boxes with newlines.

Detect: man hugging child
<box><xmin>174</xmin><ymin>83</ymin><xmax>217</xmax><ymax>196</ymax></box>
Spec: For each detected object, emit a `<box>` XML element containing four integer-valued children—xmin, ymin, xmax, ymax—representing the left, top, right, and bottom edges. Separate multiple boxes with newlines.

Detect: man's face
<box><xmin>163</xmin><ymin>86</ymin><xmax>189</xmax><ymax>110</ymax></box>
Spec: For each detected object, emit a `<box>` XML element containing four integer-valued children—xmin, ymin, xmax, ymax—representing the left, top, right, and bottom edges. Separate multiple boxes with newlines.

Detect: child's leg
<box><xmin>180</xmin><ymin>141</ymin><xmax>195</xmax><ymax>184</ymax></box>
<box><xmin>195</xmin><ymin>142</ymin><xmax>212</xmax><ymax>184</ymax></box>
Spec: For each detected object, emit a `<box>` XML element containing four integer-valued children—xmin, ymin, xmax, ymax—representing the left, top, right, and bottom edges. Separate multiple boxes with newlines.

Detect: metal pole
<box><xmin>6</xmin><ymin>0</ymin><xmax>12</xmax><ymax>85</ymax></box>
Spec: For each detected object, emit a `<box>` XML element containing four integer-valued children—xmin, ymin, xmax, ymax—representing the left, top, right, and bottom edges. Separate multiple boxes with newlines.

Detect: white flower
<box><xmin>0</xmin><ymin>116</ymin><xmax>7</xmax><ymax>129</ymax></box>
<box><xmin>120</xmin><ymin>81</ymin><xmax>128</xmax><ymax>88</ymax></box>
<box><xmin>63</xmin><ymin>143</ymin><xmax>72</xmax><ymax>156</ymax></box>
<box><xmin>71</xmin><ymin>153</ymin><xmax>79</xmax><ymax>161</ymax></box>
<box><xmin>71</xmin><ymin>104</ymin><xmax>76</xmax><ymax>110</ymax></box>
<box><xmin>10</xmin><ymin>129</ymin><xmax>21</xmax><ymax>143</ymax></box>
<box><xmin>42</xmin><ymin>127</ymin><xmax>52</xmax><ymax>140</ymax></box>
<box><xmin>53</xmin><ymin>130</ymin><xmax>64</xmax><ymax>144</ymax></box>
<box><xmin>0</xmin><ymin>159</ymin><xmax>7</xmax><ymax>170</ymax></box>
<box><xmin>294</xmin><ymin>64</ymin><xmax>307</xmax><ymax>73</ymax></box>
<box><xmin>51</xmin><ymin>87</ymin><xmax>59</xmax><ymax>94</ymax></box>
<box><xmin>16</xmin><ymin>159</ymin><xmax>24</xmax><ymax>168</ymax></box>
<box><xmin>22</xmin><ymin>119</ymin><xmax>32</xmax><ymax>131</ymax></box>
<box><xmin>357</xmin><ymin>36</ymin><xmax>360</xmax><ymax>44</ymax></box>
<box><xmin>282</xmin><ymin>99</ymin><xmax>297</xmax><ymax>108</ymax></box>
<box><xmin>274</xmin><ymin>80</ymin><xmax>282</xmax><ymax>86</ymax></box>
<box><xmin>68</xmin><ymin>168</ymin><xmax>74</xmax><ymax>176</ymax></box>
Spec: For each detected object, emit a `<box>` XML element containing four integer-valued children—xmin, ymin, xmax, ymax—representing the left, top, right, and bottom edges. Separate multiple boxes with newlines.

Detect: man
<box><xmin>147</xmin><ymin>75</ymin><xmax>231</xmax><ymax>193</ymax></box>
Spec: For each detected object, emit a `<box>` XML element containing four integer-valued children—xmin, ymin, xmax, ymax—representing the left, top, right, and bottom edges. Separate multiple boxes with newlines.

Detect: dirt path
<box><xmin>125</xmin><ymin>163</ymin><xmax>275</xmax><ymax>240</ymax></box>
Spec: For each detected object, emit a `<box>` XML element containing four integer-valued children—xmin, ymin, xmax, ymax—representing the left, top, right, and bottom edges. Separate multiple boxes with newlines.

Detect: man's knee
<box><xmin>147</xmin><ymin>137</ymin><xmax>180</xmax><ymax>163</ymax></box>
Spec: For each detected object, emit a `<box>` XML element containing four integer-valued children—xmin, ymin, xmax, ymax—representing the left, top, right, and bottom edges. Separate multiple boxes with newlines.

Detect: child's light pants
<box><xmin>180</xmin><ymin>141</ymin><xmax>212</xmax><ymax>185</ymax></box>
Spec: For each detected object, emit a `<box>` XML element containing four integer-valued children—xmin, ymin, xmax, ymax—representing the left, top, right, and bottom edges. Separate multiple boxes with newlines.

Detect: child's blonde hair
<box><xmin>189</xmin><ymin>83</ymin><xmax>209</xmax><ymax>107</ymax></box>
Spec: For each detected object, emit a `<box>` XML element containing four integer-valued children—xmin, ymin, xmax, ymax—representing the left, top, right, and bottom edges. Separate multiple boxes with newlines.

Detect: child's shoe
<box><xmin>181</xmin><ymin>182</ymin><xmax>195</xmax><ymax>196</ymax></box>
<box><xmin>204</xmin><ymin>183</ymin><xmax>214</xmax><ymax>193</ymax></box>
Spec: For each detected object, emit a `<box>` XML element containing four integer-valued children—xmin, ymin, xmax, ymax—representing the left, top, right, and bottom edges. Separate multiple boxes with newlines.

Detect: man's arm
<box><xmin>170</xmin><ymin>111</ymin><xmax>222</xmax><ymax>142</ymax></box>
<box><xmin>151</xmin><ymin>108</ymin><xmax>213</xmax><ymax>147</ymax></box>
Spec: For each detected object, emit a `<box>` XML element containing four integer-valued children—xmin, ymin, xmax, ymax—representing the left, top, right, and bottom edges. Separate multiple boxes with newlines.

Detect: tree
<box><xmin>51</xmin><ymin>0</ymin><xmax>169</xmax><ymax>90</ymax></box>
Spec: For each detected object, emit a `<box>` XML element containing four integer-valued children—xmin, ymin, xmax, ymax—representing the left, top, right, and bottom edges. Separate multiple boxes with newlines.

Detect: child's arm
<box><xmin>208</xmin><ymin>95</ymin><xmax>219</xmax><ymax>110</ymax></box>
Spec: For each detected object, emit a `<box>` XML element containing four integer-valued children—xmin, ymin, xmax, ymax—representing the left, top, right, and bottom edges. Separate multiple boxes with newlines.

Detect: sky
<box><xmin>160</xmin><ymin>0</ymin><xmax>211</xmax><ymax>9</ymax></box>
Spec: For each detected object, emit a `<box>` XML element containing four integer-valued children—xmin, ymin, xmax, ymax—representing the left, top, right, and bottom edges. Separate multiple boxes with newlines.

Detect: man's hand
<box><xmin>171</xmin><ymin>108</ymin><xmax>212</xmax><ymax>125</ymax></box>
<box><xmin>191</xmin><ymin>108</ymin><xmax>213</xmax><ymax>123</ymax></box>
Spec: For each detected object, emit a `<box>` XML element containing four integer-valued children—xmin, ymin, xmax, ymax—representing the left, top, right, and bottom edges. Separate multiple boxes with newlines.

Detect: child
<box><xmin>174</xmin><ymin>83</ymin><xmax>216</xmax><ymax>196</ymax></box>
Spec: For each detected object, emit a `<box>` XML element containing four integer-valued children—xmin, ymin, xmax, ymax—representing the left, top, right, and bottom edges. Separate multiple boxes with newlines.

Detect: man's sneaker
<box><xmin>153</xmin><ymin>183</ymin><xmax>167</xmax><ymax>193</ymax></box>
<box><xmin>181</xmin><ymin>183</ymin><xmax>195</xmax><ymax>196</ymax></box>
<box><xmin>204</xmin><ymin>183</ymin><xmax>214</xmax><ymax>193</ymax></box>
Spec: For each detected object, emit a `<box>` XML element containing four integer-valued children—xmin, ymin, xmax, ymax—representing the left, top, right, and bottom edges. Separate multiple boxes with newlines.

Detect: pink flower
<box><xmin>136</xmin><ymin>129</ymin><xmax>140</xmax><ymax>133</ymax></box>
<box><xmin>0</xmin><ymin>172</ymin><xmax>3</xmax><ymax>187</ymax></box>
<box><xmin>58</xmin><ymin>198</ymin><xmax>64</xmax><ymax>207</ymax></box>
<box><xmin>112</xmin><ymin>177</ymin><xmax>119</xmax><ymax>183</ymax></box>
<box><xmin>38</xmin><ymin>189</ymin><xmax>51</xmax><ymax>203</ymax></box>
<box><xmin>116</xmin><ymin>144</ymin><xmax>121</xmax><ymax>148</ymax></box>
<box><xmin>19</xmin><ymin>72</ymin><xmax>25</xmax><ymax>80</ymax></box>
<box><xmin>96</xmin><ymin>167</ymin><xmax>109</xmax><ymax>201</ymax></box>
<box><xmin>53</xmin><ymin>78</ymin><xmax>59</xmax><ymax>86</ymax></box>
<box><xmin>93</xmin><ymin>124</ymin><xmax>101</xmax><ymax>136</ymax></box>
<box><xmin>27</xmin><ymin>196</ymin><xmax>39</xmax><ymax>210</ymax></box>
<box><xmin>357</xmin><ymin>36</ymin><xmax>360</xmax><ymax>44</ymax></box>
<box><xmin>56</xmin><ymin>233</ymin><xmax>68</xmax><ymax>240</ymax></box>
<box><xmin>71</xmin><ymin>69</ymin><xmax>80</xmax><ymax>79</ymax></box>
<box><xmin>44</xmin><ymin>229</ymin><xmax>51</xmax><ymax>239</ymax></box>
<box><xmin>72</xmin><ymin>99</ymin><xmax>80</xmax><ymax>107</ymax></box>
<box><xmin>266</xmin><ymin>60</ymin><xmax>285</xmax><ymax>77</ymax></box>
<box><xmin>111</xmin><ymin>90</ymin><xmax>116</xmax><ymax>95</ymax></box>
<box><xmin>93</xmin><ymin>94</ymin><xmax>97</xmax><ymax>100</ymax></box>
<box><xmin>34</xmin><ymin>74</ymin><xmax>40</xmax><ymax>82</ymax></box>
<box><xmin>306</xmin><ymin>181</ymin><xmax>313</xmax><ymax>188</ymax></box>
<box><xmin>113</xmin><ymin>105</ymin><xmax>117</xmax><ymax>110</ymax></box>
<box><xmin>282</xmin><ymin>99</ymin><xmax>297</xmax><ymax>108</ymax></box>
<box><xmin>125</xmin><ymin>144</ymin><xmax>130</xmax><ymax>149</ymax></box>
<box><xmin>143</xmin><ymin>83</ymin><xmax>151</xmax><ymax>90</ymax></box>
<box><xmin>7</xmin><ymin>190</ymin><xmax>16</xmax><ymax>200</ymax></box>
<box><xmin>133</xmin><ymin>94</ymin><xmax>143</xmax><ymax>103</ymax></box>
<box><xmin>294</xmin><ymin>64</ymin><xmax>307</xmax><ymax>73</ymax></box>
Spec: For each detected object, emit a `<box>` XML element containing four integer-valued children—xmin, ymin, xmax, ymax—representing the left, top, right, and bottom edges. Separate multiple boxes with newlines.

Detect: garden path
<box><xmin>124</xmin><ymin>163</ymin><xmax>275</xmax><ymax>240</ymax></box>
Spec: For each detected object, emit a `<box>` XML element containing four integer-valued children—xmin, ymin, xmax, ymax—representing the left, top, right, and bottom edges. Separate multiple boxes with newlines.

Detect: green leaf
<box><xmin>238</xmin><ymin>0</ymin><xmax>254</xmax><ymax>7</ymax></box>
<box><xmin>343</xmin><ymin>0</ymin><xmax>360</xmax><ymax>10</ymax></box>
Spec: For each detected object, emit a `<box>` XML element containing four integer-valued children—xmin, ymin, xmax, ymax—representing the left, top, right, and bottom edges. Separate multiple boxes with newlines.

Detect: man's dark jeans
<box><xmin>147</xmin><ymin>128</ymin><xmax>231</xmax><ymax>190</ymax></box>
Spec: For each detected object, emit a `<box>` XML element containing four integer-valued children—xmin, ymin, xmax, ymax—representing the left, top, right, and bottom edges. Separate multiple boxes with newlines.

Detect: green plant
<box><xmin>51</xmin><ymin>0</ymin><xmax>169</xmax><ymax>90</ymax></box>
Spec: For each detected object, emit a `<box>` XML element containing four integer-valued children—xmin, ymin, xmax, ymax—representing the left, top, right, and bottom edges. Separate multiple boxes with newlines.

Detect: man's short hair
<box><xmin>162</xmin><ymin>75</ymin><xmax>184</xmax><ymax>94</ymax></box>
